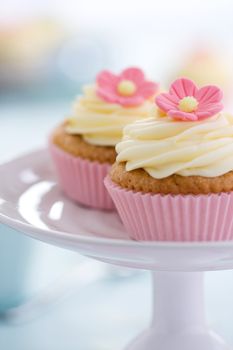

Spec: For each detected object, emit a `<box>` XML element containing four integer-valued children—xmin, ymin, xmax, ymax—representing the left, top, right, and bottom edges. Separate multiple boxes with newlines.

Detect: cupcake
<box><xmin>105</xmin><ymin>77</ymin><xmax>233</xmax><ymax>240</ymax></box>
<box><xmin>50</xmin><ymin>67</ymin><xmax>158</xmax><ymax>210</ymax></box>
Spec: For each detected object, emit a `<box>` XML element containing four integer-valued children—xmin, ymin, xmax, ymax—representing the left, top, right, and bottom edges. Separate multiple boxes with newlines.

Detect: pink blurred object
<box><xmin>96</xmin><ymin>67</ymin><xmax>158</xmax><ymax>107</ymax></box>
<box><xmin>49</xmin><ymin>143</ymin><xmax>114</xmax><ymax>210</ymax></box>
<box><xmin>155</xmin><ymin>78</ymin><xmax>223</xmax><ymax>121</ymax></box>
<box><xmin>105</xmin><ymin>177</ymin><xmax>233</xmax><ymax>241</ymax></box>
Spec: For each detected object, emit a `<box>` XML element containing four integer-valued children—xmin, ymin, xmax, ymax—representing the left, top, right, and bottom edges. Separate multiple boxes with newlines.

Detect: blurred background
<box><xmin>1</xmin><ymin>0</ymin><xmax>233</xmax><ymax>104</ymax></box>
<box><xmin>1</xmin><ymin>0</ymin><xmax>233</xmax><ymax>349</ymax></box>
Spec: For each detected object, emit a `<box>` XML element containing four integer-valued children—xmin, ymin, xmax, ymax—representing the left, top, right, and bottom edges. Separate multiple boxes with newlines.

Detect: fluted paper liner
<box><xmin>105</xmin><ymin>177</ymin><xmax>233</xmax><ymax>241</ymax></box>
<box><xmin>49</xmin><ymin>144</ymin><xmax>114</xmax><ymax>210</ymax></box>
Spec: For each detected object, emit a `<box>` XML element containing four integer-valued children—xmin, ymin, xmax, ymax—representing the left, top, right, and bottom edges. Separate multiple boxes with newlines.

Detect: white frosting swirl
<box><xmin>116</xmin><ymin>113</ymin><xmax>233</xmax><ymax>178</ymax></box>
<box><xmin>66</xmin><ymin>85</ymin><xmax>154</xmax><ymax>146</ymax></box>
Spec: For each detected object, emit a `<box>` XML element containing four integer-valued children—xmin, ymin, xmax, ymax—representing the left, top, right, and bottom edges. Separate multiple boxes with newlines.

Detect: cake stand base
<box><xmin>126</xmin><ymin>272</ymin><xmax>231</xmax><ymax>350</ymax></box>
<box><xmin>126</xmin><ymin>330</ymin><xmax>230</xmax><ymax>350</ymax></box>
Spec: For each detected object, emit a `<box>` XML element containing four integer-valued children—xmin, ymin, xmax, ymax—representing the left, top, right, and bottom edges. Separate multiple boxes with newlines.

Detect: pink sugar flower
<box><xmin>155</xmin><ymin>78</ymin><xmax>223</xmax><ymax>121</ymax></box>
<box><xmin>96</xmin><ymin>67</ymin><xmax>158</xmax><ymax>107</ymax></box>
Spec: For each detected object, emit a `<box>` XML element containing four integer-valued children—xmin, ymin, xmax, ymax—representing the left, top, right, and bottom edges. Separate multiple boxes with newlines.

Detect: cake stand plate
<box><xmin>0</xmin><ymin>149</ymin><xmax>233</xmax><ymax>350</ymax></box>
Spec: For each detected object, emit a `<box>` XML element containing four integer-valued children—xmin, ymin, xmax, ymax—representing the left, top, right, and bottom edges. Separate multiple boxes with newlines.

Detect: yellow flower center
<box><xmin>117</xmin><ymin>80</ymin><xmax>136</xmax><ymax>96</ymax></box>
<box><xmin>178</xmin><ymin>96</ymin><xmax>198</xmax><ymax>113</ymax></box>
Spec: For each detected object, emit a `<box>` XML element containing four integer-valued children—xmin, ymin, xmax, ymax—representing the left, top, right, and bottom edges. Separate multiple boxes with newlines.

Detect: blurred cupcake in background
<box><xmin>50</xmin><ymin>67</ymin><xmax>159</xmax><ymax>210</ymax></box>
<box><xmin>0</xmin><ymin>18</ymin><xmax>64</xmax><ymax>87</ymax></box>
<box><xmin>172</xmin><ymin>47</ymin><xmax>233</xmax><ymax>108</ymax></box>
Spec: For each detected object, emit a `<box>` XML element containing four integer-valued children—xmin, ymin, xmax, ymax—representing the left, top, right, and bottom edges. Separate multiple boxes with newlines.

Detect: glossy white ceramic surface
<box><xmin>1</xmin><ymin>149</ymin><xmax>233</xmax><ymax>350</ymax></box>
<box><xmin>1</xmin><ymin>149</ymin><xmax>233</xmax><ymax>271</ymax></box>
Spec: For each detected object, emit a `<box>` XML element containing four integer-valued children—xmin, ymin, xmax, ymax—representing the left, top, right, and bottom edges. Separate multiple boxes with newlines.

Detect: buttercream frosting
<box><xmin>66</xmin><ymin>85</ymin><xmax>155</xmax><ymax>146</ymax></box>
<box><xmin>116</xmin><ymin>112</ymin><xmax>233</xmax><ymax>178</ymax></box>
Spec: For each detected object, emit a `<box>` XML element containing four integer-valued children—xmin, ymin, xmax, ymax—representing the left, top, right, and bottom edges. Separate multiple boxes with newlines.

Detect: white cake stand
<box><xmin>0</xmin><ymin>149</ymin><xmax>233</xmax><ymax>350</ymax></box>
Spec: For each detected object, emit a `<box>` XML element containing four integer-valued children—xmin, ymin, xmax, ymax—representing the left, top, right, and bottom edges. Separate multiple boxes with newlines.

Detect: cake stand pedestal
<box><xmin>0</xmin><ymin>149</ymin><xmax>233</xmax><ymax>350</ymax></box>
<box><xmin>126</xmin><ymin>272</ymin><xmax>229</xmax><ymax>350</ymax></box>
